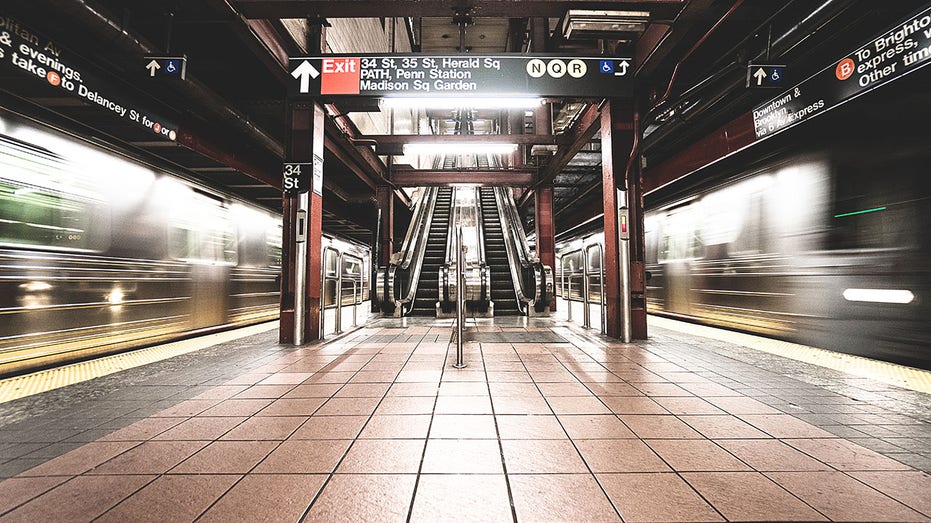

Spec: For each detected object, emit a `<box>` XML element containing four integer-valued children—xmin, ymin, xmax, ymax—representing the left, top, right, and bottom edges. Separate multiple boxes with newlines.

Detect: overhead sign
<box><xmin>144</xmin><ymin>56</ymin><xmax>187</xmax><ymax>80</ymax></box>
<box><xmin>282</xmin><ymin>162</ymin><xmax>311</xmax><ymax>195</ymax></box>
<box><xmin>753</xmin><ymin>5</ymin><xmax>931</xmax><ymax>139</ymax></box>
<box><xmin>0</xmin><ymin>15</ymin><xmax>178</xmax><ymax>141</ymax></box>
<box><xmin>287</xmin><ymin>54</ymin><xmax>633</xmax><ymax>98</ymax></box>
<box><xmin>746</xmin><ymin>64</ymin><xmax>786</xmax><ymax>88</ymax></box>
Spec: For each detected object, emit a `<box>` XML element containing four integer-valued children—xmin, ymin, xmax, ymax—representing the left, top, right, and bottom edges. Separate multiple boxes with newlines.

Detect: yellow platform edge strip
<box><xmin>0</xmin><ymin>321</ymin><xmax>280</xmax><ymax>404</ymax></box>
<box><xmin>649</xmin><ymin>315</ymin><xmax>931</xmax><ymax>395</ymax></box>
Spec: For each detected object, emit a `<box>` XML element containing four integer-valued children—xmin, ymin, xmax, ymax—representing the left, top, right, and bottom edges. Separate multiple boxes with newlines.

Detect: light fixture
<box><xmin>403</xmin><ymin>143</ymin><xmax>518</xmax><ymax>155</ymax></box>
<box><xmin>562</xmin><ymin>10</ymin><xmax>650</xmax><ymax>39</ymax></box>
<box><xmin>380</xmin><ymin>97</ymin><xmax>543</xmax><ymax>110</ymax></box>
<box><xmin>842</xmin><ymin>289</ymin><xmax>915</xmax><ymax>304</ymax></box>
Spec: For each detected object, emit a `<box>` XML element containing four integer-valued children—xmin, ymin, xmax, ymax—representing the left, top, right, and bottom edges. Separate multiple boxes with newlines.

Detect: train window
<box><xmin>0</xmin><ymin>136</ymin><xmax>109</xmax><ymax>252</ymax></box>
<box><xmin>341</xmin><ymin>254</ymin><xmax>364</xmax><ymax>305</ymax></box>
<box><xmin>659</xmin><ymin>206</ymin><xmax>702</xmax><ymax>262</ymax></box>
<box><xmin>829</xmin><ymin>166</ymin><xmax>920</xmax><ymax>251</ymax></box>
<box><xmin>169</xmin><ymin>193</ymin><xmax>237</xmax><ymax>264</ymax></box>
<box><xmin>267</xmin><ymin>225</ymin><xmax>282</xmax><ymax>269</ymax></box>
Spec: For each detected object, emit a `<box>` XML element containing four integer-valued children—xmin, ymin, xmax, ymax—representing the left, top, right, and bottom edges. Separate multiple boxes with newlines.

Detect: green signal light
<box><xmin>833</xmin><ymin>206</ymin><xmax>887</xmax><ymax>219</ymax></box>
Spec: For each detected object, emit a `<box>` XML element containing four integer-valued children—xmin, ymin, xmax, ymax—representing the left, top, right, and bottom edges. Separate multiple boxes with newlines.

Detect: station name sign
<box><xmin>288</xmin><ymin>54</ymin><xmax>633</xmax><ymax>98</ymax></box>
<box><xmin>753</xmin><ymin>4</ymin><xmax>931</xmax><ymax>139</ymax></box>
<box><xmin>0</xmin><ymin>15</ymin><xmax>178</xmax><ymax>141</ymax></box>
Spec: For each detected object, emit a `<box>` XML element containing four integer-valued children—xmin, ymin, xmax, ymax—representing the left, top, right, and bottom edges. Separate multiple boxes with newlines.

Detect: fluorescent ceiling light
<box><xmin>842</xmin><ymin>288</ymin><xmax>915</xmax><ymax>304</ymax></box>
<box><xmin>381</xmin><ymin>97</ymin><xmax>543</xmax><ymax>110</ymax></box>
<box><xmin>404</xmin><ymin>143</ymin><xmax>518</xmax><ymax>155</ymax></box>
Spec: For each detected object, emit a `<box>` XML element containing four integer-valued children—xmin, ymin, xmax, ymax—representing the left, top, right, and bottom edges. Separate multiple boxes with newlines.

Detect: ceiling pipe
<box><xmin>36</xmin><ymin>0</ymin><xmax>285</xmax><ymax>159</ymax></box>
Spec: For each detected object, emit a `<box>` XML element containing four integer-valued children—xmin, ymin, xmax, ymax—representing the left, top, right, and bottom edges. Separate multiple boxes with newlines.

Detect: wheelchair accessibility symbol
<box><xmin>600</xmin><ymin>60</ymin><xmax>613</xmax><ymax>74</ymax></box>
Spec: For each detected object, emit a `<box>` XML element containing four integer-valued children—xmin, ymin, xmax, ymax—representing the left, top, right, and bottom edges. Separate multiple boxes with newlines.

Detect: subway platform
<box><xmin>0</xmin><ymin>316</ymin><xmax>930</xmax><ymax>522</ymax></box>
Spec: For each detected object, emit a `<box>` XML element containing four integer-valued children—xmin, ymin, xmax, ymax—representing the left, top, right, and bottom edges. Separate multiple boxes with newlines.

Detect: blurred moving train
<box><xmin>557</xmin><ymin>140</ymin><xmax>931</xmax><ymax>370</ymax></box>
<box><xmin>0</xmin><ymin>108</ymin><xmax>289</xmax><ymax>377</ymax></box>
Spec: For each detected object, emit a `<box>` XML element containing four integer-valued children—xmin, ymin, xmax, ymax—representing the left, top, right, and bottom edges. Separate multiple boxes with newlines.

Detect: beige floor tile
<box><xmin>360</xmin><ymin>415</ymin><xmax>432</xmax><ymax>439</ymax></box>
<box><xmin>716</xmin><ymin>439</ymin><xmax>831</xmax><ymax>471</ymax></box>
<box><xmin>257</xmin><ymin>397</ymin><xmax>326</xmax><ymax>416</ymax></box>
<box><xmin>546</xmin><ymin>396</ymin><xmax>612</xmax><ymax>415</ymax></box>
<box><xmin>254</xmin><ymin>439</ymin><xmax>351</xmax><ymax>473</ymax></box>
<box><xmin>653</xmin><ymin>396</ymin><xmax>725</xmax><ymax>415</ymax></box>
<box><xmin>704</xmin><ymin>396</ymin><xmax>782</xmax><ymax>415</ymax></box>
<box><xmin>681</xmin><ymin>415</ymin><xmax>771</xmax><ymax>439</ymax></box>
<box><xmin>683</xmin><ymin>471</ymin><xmax>826</xmax><ymax>521</ymax></box>
<box><xmin>502</xmin><ymin>439</ymin><xmax>588</xmax><ymax>473</ymax></box>
<box><xmin>17</xmin><ymin>441</ymin><xmax>139</xmax><ymax>477</ymax></box>
<box><xmin>602</xmin><ymin>396</ymin><xmax>669</xmax><ymax>415</ymax></box>
<box><xmin>421</xmin><ymin>439</ymin><xmax>504</xmax><ymax>474</ymax></box>
<box><xmin>198</xmin><ymin>474</ymin><xmax>325</xmax><ymax>523</ymax></box>
<box><xmin>619</xmin><ymin>415</ymin><xmax>704</xmax><ymax>439</ymax></box>
<box><xmin>410</xmin><ymin>475</ymin><xmax>511</xmax><ymax>523</ymax></box>
<box><xmin>510</xmin><ymin>474</ymin><xmax>620</xmax><ymax>522</ymax></box>
<box><xmin>492</xmin><ymin>395</ymin><xmax>552</xmax><ymax>414</ymax></box>
<box><xmin>434</xmin><ymin>395</ymin><xmax>493</xmax><ymax>414</ymax></box>
<box><xmin>199</xmin><ymin>399</ymin><xmax>272</xmax><ymax>417</ymax></box>
<box><xmin>576</xmin><ymin>439</ymin><xmax>670</xmax><ymax>473</ymax></box>
<box><xmin>374</xmin><ymin>396</ymin><xmax>436</xmax><ymax>415</ymax></box>
<box><xmin>496</xmin><ymin>415</ymin><xmax>568</xmax><ymax>439</ymax></box>
<box><xmin>2</xmin><ymin>475</ymin><xmax>154</xmax><ymax>522</ymax></box>
<box><xmin>739</xmin><ymin>414</ymin><xmax>837</xmax><ymax>438</ymax></box>
<box><xmin>316</xmin><ymin>396</ymin><xmax>381</xmax><ymax>416</ymax></box>
<box><xmin>304</xmin><ymin>474</ymin><xmax>416</xmax><ymax>522</ymax></box>
<box><xmin>220</xmin><ymin>416</ymin><xmax>305</xmax><ymax>440</ymax></box>
<box><xmin>171</xmin><ymin>440</ymin><xmax>277</xmax><ymax>474</ymax></box>
<box><xmin>337</xmin><ymin>439</ymin><xmax>425</xmax><ymax>474</ymax></box>
<box><xmin>646</xmin><ymin>439</ymin><xmax>750</xmax><ymax>472</ymax></box>
<box><xmin>0</xmin><ymin>476</ymin><xmax>70</xmax><ymax>515</ymax></box>
<box><xmin>785</xmin><ymin>438</ymin><xmax>912</xmax><ymax>471</ymax></box>
<box><xmin>152</xmin><ymin>416</ymin><xmax>245</xmax><ymax>441</ymax></box>
<box><xmin>598</xmin><ymin>472</ymin><xmax>724</xmax><ymax>522</ymax></box>
<box><xmin>234</xmin><ymin>384</ymin><xmax>295</xmax><ymax>399</ymax></box>
<box><xmin>429</xmin><ymin>415</ymin><xmax>498</xmax><ymax>439</ymax></box>
<box><xmin>96</xmin><ymin>474</ymin><xmax>238</xmax><ymax>523</ymax></box>
<box><xmin>558</xmin><ymin>414</ymin><xmax>636</xmax><ymax>439</ymax></box>
<box><xmin>849</xmin><ymin>471</ymin><xmax>931</xmax><ymax>516</ymax></box>
<box><xmin>291</xmin><ymin>415</ymin><xmax>369</xmax><ymax>439</ymax></box>
<box><xmin>89</xmin><ymin>441</ymin><xmax>209</xmax><ymax>475</ymax></box>
<box><xmin>98</xmin><ymin>418</ymin><xmax>186</xmax><ymax>441</ymax></box>
<box><xmin>767</xmin><ymin>471</ymin><xmax>928</xmax><ymax>522</ymax></box>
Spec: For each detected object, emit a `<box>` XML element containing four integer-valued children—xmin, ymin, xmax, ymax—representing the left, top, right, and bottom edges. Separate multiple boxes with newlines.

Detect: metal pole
<box><xmin>618</xmin><ymin>188</ymin><xmax>632</xmax><ymax>343</ymax></box>
<box><xmin>454</xmin><ymin>226</ymin><xmax>467</xmax><ymax>368</ymax></box>
<box><xmin>293</xmin><ymin>195</ymin><xmax>309</xmax><ymax>345</ymax></box>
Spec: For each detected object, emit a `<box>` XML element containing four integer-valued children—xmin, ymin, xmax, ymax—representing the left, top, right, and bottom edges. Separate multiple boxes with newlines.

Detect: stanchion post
<box><xmin>454</xmin><ymin>226</ymin><xmax>467</xmax><ymax>368</ymax></box>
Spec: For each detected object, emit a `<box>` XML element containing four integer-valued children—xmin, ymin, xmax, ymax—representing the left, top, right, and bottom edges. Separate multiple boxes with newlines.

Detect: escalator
<box><xmin>479</xmin><ymin>187</ymin><xmax>521</xmax><ymax>315</ymax></box>
<box><xmin>409</xmin><ymin>187</ymin><xmax>453</xmax><ymax>316</ymax></box>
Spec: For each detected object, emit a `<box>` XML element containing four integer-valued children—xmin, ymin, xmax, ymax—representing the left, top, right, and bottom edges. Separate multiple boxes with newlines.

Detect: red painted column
<box><xmin>601</xmin><ymin>100</ymin><xmax>635</xmax><ymax>340</ymax></box>
<box><xmin>376</xmin><ymin>185</ymin><xmax>394</xmax><ymax>266</ymax></box>
<box><xmin>534</xmin><ymin>186</ymin><xmax>556</xmax><ymax>311</ymax></box>
<box><xmin>628</xmin><ymin>109</ymin><xmax>648</xmax><ymax>339</ymax></box>
<box><xmin>280</xmin><ymin>101</ymin><xmax>325</xmax><ymax>344</ymax></box>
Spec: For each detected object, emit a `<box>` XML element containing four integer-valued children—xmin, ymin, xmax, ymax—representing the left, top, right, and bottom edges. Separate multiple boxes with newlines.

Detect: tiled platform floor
<box><xmin>1</xmin><ymin>316</ymin><xmax>930</xmax><ymax>522</ymax></box>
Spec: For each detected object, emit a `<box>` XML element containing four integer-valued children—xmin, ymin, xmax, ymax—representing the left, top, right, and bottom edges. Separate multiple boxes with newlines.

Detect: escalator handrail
<box><xmin>492</xmin><ymin>187</ymin><xmax>538</xmax><ymax>311</ymax></box>
<box><xmin>388</xmin><ymin>187</ymin><xmax>438</xmax><ymax>308</ymax></box>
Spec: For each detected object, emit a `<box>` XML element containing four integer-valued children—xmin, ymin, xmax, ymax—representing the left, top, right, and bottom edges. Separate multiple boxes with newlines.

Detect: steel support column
<box><xmin>601</xmin><ymin>100</ymin><xmax>643</xmax><ymax>340</ymax></box>
<box><xmin>280</xmin><ymin>101</ymin><xmax>325</xmax><ymax>344</ymax></box>
<box><xmin>534</xmin><ymin>186</ymin><xmax>556</xmax><ymax>311</ymax></box>
<box><xmin>375</xmin><ymin>185</ymin><xmax>394</xmax><ymax>266</ymax></box>
<box><xmin>628</xmin><ymin>106</ymin><xmax>648</xmax><ymax>339</ymax></box>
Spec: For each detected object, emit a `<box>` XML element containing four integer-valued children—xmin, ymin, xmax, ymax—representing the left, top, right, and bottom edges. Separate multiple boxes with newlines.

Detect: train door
<box><xmin>585</xmin><ymin>244</ymin><xmax>605</xmax><ymax>334</ymax></box>
<box><xmin>322</xmin><ymin>247</ymin><xmax>340</xmax><ymax>337</ymax></box>
<box><xmin>321</xmin><ymin>242</ymin><xmax>371</xmax><ymax>338</ymax></box>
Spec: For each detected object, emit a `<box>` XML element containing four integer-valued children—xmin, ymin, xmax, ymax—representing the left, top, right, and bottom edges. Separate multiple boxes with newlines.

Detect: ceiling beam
<box><xmin>176</xmin><ymin>129</ymin><xmax>281</xmax><ymax>188</ymax></box>
<box><xmin>234</xmin><ymin>0</ymin><xmax>685</xmax><ymax>19</ymax></box>
<box><xmin>391</xmin><ymin>168</ymin><xmax>535</xmax><ymax>186</ymax></box>
<box><xmin>362</xmin><ymin>134</ymin><xmax>559</xmax><ymax>145</ymax></box>
<box><xmin>518</xmin><ymin>101</ymin><xmax>603</xmax><ymax>207</ymax></box>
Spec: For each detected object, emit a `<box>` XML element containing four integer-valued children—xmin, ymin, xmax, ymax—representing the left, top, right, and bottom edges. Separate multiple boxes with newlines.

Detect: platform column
<box><xmin>601</xmin><ymin>99</ymin><xmax>646</xmax><ymax>340</ymax></box>
<box><xmin>375</xmin><ymin>185</ymin><xmax>394</xmax><ymax>266</ymax></box>
<box><xmin>534</xmin><ymin>186</ymin><xmax>556</xmax><ymax>311</ymax></box>
<box><xmin>280</xmin><ymin>101</ymin><xmax>325</xmax><ymax>344</ymax></box>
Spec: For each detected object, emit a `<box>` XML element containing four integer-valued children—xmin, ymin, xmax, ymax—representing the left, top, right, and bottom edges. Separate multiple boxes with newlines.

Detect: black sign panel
<box><xmin>753</xmin><ymin>5</ymin><xmax>931</xmax><ymax>139</ymax></box>
<box><xmin>746</xmin><ymin>64</ymin><xmax>786</xmax><ymax>89</ymax></box>
<box><xmin>283</xmin><ymin>162</ymin><xmax>311</xmax><ymax>195</ymax></box>
<box><xmin>0</xmin><ymin>15</ymin><xmax>178</xmax><ymax>141</ymax></box>
<box><xmin>288</xmin><ymin>55</ymin><xmax>633</xmax><ymax>98</ymax></box>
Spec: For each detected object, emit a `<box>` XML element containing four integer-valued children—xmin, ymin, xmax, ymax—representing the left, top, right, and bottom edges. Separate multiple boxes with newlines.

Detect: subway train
<box><xmin>0</xmin><ymin>108</ymin><xmax>284</xmax><ymax>377</ymax></box>
<box><xmin>558</xmin><ymin>139</ymin><xmax>931</xmax><ymax>370</ymax></box>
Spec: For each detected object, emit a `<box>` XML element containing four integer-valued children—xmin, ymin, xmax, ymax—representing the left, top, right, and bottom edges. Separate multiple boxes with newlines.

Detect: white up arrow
<box><xmin>614</xmin><ymin>60</ymin><xmax>630</xmax><ymax>76</ymax></box>
<box><xmin>291</xmin><ymin>60</ymin><xmax>320</xmax><ymax>94</ymax></box>
<box><xmin>146</xmin><ymin>59</ymin><xmax>161</xmax><ymax>77</ymax></box>
<box><xmin>754</xmin><ymin>67</ymin><xmax>767</xmax><ymax>86</ymax></box>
